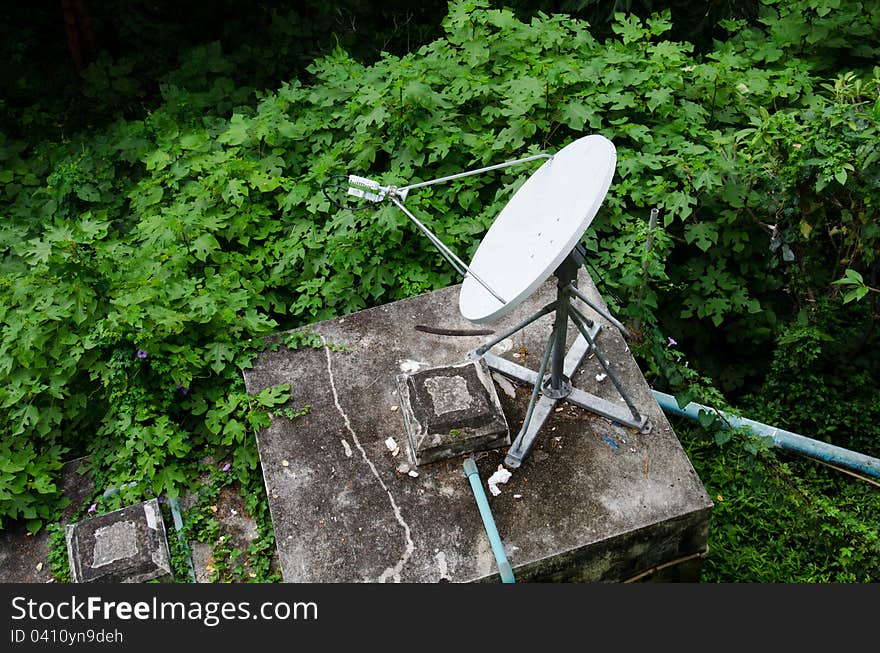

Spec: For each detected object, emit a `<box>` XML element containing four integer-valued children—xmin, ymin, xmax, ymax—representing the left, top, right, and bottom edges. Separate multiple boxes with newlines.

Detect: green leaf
<box><xmin>612</xmin><ymin>13</ymin><xmax>645</xmax><ymax>44</ymax></box>
<box><xmin>684</xmin><ymin>222</ymin><xmax>718</xmax><ymax>252</ymax></box>
<box><xmin>646</xmin><ymin>87</ymin><xmax>672</xmax><ymax>112</ymax></box>
<box><xmin>279</xmin><ymin>184</ymin><xmax>311</xmax><ymax>213</ymax></box>
<box><xmin>560</xmin><ymin>100</ymin><xmax>594</xmax><ymax>130</ymax></box>
<box><xmin>255</xmin><ymin>384</ymin><xmax>291</xmax><ymax>408</ymax></box>
<box><xmin>21</xmin><ymin>239</ymin><xmax>52</xmax><ymax>265</ymax></box>
<box><xmin>674</xmin><ymin>391</ymin><xmax>695</xmax><ymax>410</ymax></box>
<box><xmin>218</xmin><ymin>114</ymin><xmax>251</xmax><ymax>146</ymax></box>
<box><xmin>206</xmin><ymin>342</ymin><xmax>235</xmax><ymax>374</ymax></box>
<box><xmin>152</xmin><ymin>466</ymin><xmax>187</xmax><ymax>497</ymax></box>
<box><xmin>843</xmin><ymin>286</ymin><xmax>869</xmax><ymax>303</ymax></box>
<box><xmin>714</xmin><ymin>429</ymin><xmax>733</xmax><ymax>446</ymax></box>
<box><xmin>140</xmin><ymin>184</ymin><xmax>164</xmax><ymax>206</ymax></box>
<box><xmin>143</xmin><ymin>149</ymin><xmax>172</xmax><ymax>171</ymax></box>
<box><xmin>646</xmin><ymin>10</ymin><xmax>673</xmax><ymax>36</ymax></box>
<box><xmin>75</xmin><ymin>184</ymin><xmax>101</xmax><ymax>202</ymax></box>
<box><xmin>222</xmin><ymin>419</ymin><xmax>246</xmax><ymax>445</ymax></box>
<box><xmin>697</xmin><ymin>408</ymin><xmax>717</xmax><ymax>429</ymax></box>
<box><xmin>192</xmin><ymin>233</ymin><xmax>220</xmax><ymax>261</ymax></box>
<box><xmin>223</xmin><ymin>179</ymin><xmax>248</xmax><ymax>206</ymax></box>
<box><xmin>179</xmin><ymin>130</ymin><xmax>210</xmax><ymax>150</ymax></box>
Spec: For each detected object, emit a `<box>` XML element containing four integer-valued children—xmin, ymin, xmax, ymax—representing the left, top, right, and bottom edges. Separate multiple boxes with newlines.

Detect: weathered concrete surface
<box><xmin>243</xmin><ymin>271</ymin><xmax>713</xmax><ymax>582</ymax></box>
<box><xmin>66</xmin><ymin>498</ymin><xmax>172</xmax><ymax>583</ymax></box>
<box><xmin>397</xmin><ymin>358</ymin><xmax>509</xmax><ymax>465</ymax></box>
<box><xmin>0</xmin><ymin>456</ymin><xmax>93</xmax><ymax>583</ymax></box>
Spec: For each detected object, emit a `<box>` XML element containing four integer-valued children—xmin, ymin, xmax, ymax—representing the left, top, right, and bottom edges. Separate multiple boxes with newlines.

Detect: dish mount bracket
<box><xmin>470</xmin><ymin>246</ymin><xmax>652</xmax><ymax>468</ymax></box>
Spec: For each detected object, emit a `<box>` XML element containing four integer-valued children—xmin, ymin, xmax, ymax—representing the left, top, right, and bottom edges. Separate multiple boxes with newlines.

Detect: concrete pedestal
<box><xmin>397</xmin><ymin>358</ymin><xmax>510</xmax><ymax>466</ymax></box>
<box><xmin>243</xmin><ymin>272</ymin><xmax>713</xmax><ymax>582</ymax></box>
<box><xmin>66</xmin><ymin>498</ymin><xmax>172</xmax><ymax>583</ymax></box>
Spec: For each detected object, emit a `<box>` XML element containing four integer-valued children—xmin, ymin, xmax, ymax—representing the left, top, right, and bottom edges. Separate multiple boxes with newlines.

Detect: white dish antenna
<box><xmin>459</xmin><ymin>135</ymin><xmax>616</xmax><ymax>324</ymax></box>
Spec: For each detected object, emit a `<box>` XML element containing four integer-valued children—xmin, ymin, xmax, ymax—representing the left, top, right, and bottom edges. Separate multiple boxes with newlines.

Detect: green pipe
<box><xmin>652</xmin><ymin>390</ymin><xmax>880</xmax><ymax>480</ymax></box>
<box><xmin>463</xmin><ymin>458</ymin><xmax>515</xmax><ymax>584</ymax></box>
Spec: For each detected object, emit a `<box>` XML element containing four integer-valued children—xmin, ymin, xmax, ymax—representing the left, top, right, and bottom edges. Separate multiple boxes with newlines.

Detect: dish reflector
<box><xmin>458</xmin><ymin>135</ymin><xmax>616</xmax><ymax>324</ymax></box>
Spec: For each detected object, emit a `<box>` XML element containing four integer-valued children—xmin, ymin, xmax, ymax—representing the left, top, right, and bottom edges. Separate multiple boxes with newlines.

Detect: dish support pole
<box><xmin>471</xmin><ymin>252</ymin><xmax>651</xmax><ymax>468</ymax></box>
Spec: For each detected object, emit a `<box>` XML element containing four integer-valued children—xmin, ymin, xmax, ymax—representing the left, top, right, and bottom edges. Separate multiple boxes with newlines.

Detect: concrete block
<box><xmin>397</xmin><ymin>358</ymin><xmax>509</xmax><ymax>465</ymax></box>
<box><xmin>66</xmin><ymin>498</ymin><xmax>172</xmax><ymax>583</ymax></box>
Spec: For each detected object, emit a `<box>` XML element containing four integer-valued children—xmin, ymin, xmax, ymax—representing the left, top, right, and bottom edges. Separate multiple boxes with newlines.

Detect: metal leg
<box><xmin>569</xmin><ymin>306</ymin><xmax>644</xmax><ymax>424</ymax></box>
<box><xmin>473</xmin><ymin>301</ymin><xmax>557</xmax><ymax>356</ymax></box>
<box><xmin>568</xmin><ymin>283</ymin><xmax>630</xmax><ymax>337</ymax></box>
<box><xmin>549</xmin><ymin>293</ymin><xmax>569</xmax><ymax>392</ymax></box>
<box><xmin>564</xmin><ymin>386</ymin><xmax>649</xmax><ymax>432</ymax></box>
<box><xmin>471</xmin><ymin>254</ymin><xmax>652</xmax><ymax>468</ymax></box>
<box><xmin>505</xmin><ymin>395</ymin><xmax>555</xmax><ymax>468</ymax></box>
<box><xmin>512</xmin><ymin>326</ymin><xmax>557</xmax><ymax>453</ymax></box>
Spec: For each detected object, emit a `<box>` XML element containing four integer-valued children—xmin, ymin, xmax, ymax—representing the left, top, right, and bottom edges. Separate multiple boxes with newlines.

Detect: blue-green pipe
<box><xmin>652</xmin><ymin>390</ymin><xmax>880</xmax><ymax>480</ymax></box>
<box><xmin>463</xmin><ymin>458</ymin><xmax>515</xmax><ymax>584</ymax></box>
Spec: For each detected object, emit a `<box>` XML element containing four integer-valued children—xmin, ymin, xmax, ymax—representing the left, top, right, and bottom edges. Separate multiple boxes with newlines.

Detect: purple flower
<box><xmin>176</xmin><ymin>383</ymin><xmax>189</xmax><ymax>395</ymax></box>
<box><xmin>136</xmin><ymin>349</ymin><xmax>148</xmax><ymax>359</ymax></box>
<box><xmin>221</xmin><ymin>463</ymin><xmax>231</xmax><ymax>472</ymax></box>
<box><xmin>87</xmin><ymin>503</ymin><xmax>97</xmax><ymax>514</ymax></box>
<box><xmin>667</xmin><ymin>337</ymin><xmax>678</xmax><ymax>347</ymax></box>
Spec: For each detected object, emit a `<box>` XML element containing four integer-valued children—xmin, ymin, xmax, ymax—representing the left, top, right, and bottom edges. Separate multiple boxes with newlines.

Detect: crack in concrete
<box><xmin>322</xmin><ymin>338</ymin><xmax>414</xmax><ymax>582</ymax></box>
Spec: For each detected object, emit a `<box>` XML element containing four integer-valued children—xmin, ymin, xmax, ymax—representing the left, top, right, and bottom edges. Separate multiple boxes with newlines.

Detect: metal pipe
<box><xmin>474</xmin><ymin>301</ymin><xmax>556</xmax><ymax>356</ymax></box>
<box><xmin>515</xmin><ymin>326</ymin><xmax>557</xmax><ymax>452</ymax></box>
<box><xmin>651</xmin><ymin>390</ymin><xmax>880</xmax><ymax>479</ymax></box>
<box><xmin>390</xmin><ymin>196</ymin><xmax>508</xmax><ymax>305</ymax></box>
<box><xmin>634</xmin><ymin>208</ymin><xmax>659</xmax><ymax>333</ymax></box>
<box><xmin>570</xmin><ymin>307</ymin><xmax>642</xmax><ymax>421</ymax></box>
<box><xmin>550</xmin><ymin>294</ymin><xmax>569</xmax><ymax>390</ymax></box>
<box><xmin>462</xmin><ymin>457</ymin><xmax>515</xmax><ymax>584</ymax></box>
<box><xmin>568</xmin><ymin>284</ymin><xmax>630</xmax><ymax>337</ymax></box>
<box><xmin>398</xmin><ymin>153</ymin><xmax>552</xmax><ymax>193</ymax></box>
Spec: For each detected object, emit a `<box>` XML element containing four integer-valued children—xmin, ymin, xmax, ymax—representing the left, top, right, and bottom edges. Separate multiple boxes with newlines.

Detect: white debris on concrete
<box><xmin>487</xmin><ymin>466</ymin><xmax>512</xmax><ymax>496</ymax></box>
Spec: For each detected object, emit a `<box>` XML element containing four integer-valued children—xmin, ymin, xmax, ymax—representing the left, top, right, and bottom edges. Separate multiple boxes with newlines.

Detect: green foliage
<box><xmin>46</xmin><ymin>522</ymin><xmax>72</xmax><ymax>583</ymax></box>
<box><xmin>0</xmin><ymin>440</ymin><xmax>68</xmax><ymax>532</ymax></box>
<box><xmin>677</xmin><ymin>419</ymin><xmax>880</xmax><ymax>582</ymax></box>
<box><xmin>175</xmin><ymin>462</ymin><xmax>281</xmax><ymax>583</ymax></box>
<box><xmin>739</xmin><ymin>299</ymin><xmax>880</xmax><ymax>459</ymax></box>
<box><xmin>834</xmin><ymin>268</ymin><xmax>878</xmax><ymax>303</ymax></box>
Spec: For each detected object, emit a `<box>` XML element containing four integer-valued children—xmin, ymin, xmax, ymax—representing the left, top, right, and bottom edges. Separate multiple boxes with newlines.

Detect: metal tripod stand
<box><xmin>471</xmin><ymin>247</ymin><xmax>652</xmax><ymax>468</ymax></box>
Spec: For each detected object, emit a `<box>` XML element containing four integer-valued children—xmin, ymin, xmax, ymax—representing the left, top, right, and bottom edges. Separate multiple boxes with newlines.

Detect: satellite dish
<box><xmin>459</xmin><ymin>135</ymin><xmax>616</xmax><ymax>324</ymax></box>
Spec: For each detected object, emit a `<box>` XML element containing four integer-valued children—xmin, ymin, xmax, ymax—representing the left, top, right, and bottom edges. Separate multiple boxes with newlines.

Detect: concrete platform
<box><xmin>243</xmin><ymin>271</ymin><xmax>713</xmax><ymax>582</ymax></box>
